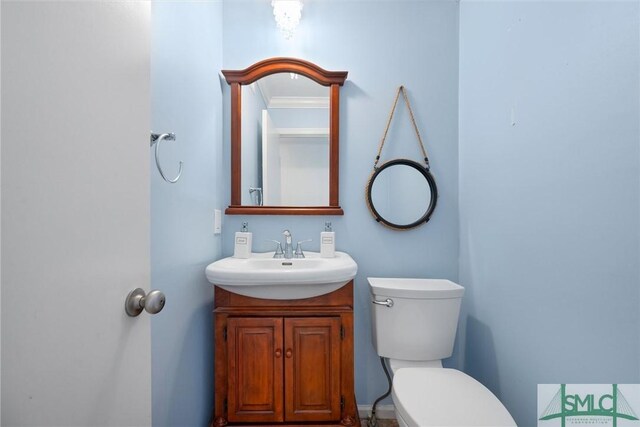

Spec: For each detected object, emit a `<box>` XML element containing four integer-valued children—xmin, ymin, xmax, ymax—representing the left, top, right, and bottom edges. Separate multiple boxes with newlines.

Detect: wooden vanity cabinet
<box><xmin>226</xmin><ymin>317</ymin><xmax>284</xmax><ymax>423</ymax></box>
<box><xmin>284</xmin><ymin>316</ymin><xmax>341</xmax><ymax>422</ymax></box>
<box><xmin>212</xmin><ymin>281</ymin><xmax>359</xmax><ymax>427</ymax></box>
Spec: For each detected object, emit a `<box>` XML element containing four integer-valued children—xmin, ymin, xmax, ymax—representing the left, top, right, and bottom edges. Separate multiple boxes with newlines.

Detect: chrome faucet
<box><xmin>282</xmin><ymin>229</ymin><xmax>293</xmax><ymax>259</ymax></box>
<box><xmin>294</xmin><ymin>239</ymin><xmax>312</xmax><ymax>258</ymax></box>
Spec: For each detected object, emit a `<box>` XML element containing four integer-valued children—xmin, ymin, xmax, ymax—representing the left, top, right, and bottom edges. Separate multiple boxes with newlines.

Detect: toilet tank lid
<box><xmin>367</xmin><ymin>277</ymin><xmax>464</xmax><ymax>299</ymax></box>
<box><xmin>392</xmin><ymin>368</ymin><xmax>516</xmax><ymax>427</ymax></box>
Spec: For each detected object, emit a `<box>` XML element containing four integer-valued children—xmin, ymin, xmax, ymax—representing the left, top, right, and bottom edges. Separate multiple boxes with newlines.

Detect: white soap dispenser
<box><xmin>320</xmin><ymin>222</ymin><xmax>335</xmax><ymax>258</ymax></box>
<box><xmin>233</xmin><ymin>222</ymin><xmax>253</xmax><ymax>259</ymax></box>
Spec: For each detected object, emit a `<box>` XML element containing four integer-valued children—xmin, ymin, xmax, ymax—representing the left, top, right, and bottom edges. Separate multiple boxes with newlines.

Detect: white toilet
<box><xmin>368</xmin><ymin>277</ymin><xmax>516</xmax><ymax>427</ymax></box>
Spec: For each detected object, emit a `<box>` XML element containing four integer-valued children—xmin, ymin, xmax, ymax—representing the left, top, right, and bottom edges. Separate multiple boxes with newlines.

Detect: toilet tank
<box><xmin>368</xmin><ymin>278</ymin><xmax>464</xmax><ymax>361</ymax></box>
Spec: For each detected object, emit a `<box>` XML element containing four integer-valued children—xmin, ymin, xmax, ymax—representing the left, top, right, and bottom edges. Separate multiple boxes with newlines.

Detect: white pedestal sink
<box><xmin>205</xmin><ymin>251</ymin><xmax>358</xmax><ymax>300</ymax></box>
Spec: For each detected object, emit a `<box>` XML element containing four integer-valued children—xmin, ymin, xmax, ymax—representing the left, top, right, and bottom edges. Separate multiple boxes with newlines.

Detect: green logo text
<box><xmin>539</xmin><ymin>384</ymin><xmax>638</xmax><ymax>427</ymax></box>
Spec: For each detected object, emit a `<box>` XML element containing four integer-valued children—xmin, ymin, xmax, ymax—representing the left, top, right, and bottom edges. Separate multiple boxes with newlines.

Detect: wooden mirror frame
<box><xmin>222</xmin><ymin>58</ymin><xmax>348</xmax><ymax>215</ymax></box>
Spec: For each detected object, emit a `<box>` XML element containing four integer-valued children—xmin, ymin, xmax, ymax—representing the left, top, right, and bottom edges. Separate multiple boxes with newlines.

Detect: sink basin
<box><xmin>205</xmin><ymin>251</ymin><xmax>358</xmax><ymax>300</ymax></box>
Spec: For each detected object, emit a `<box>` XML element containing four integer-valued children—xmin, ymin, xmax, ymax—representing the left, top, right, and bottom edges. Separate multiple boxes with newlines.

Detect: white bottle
<box><xmin>320</xmin><ymin>222</ymin><xmax>335</xmax><ymax>258</ymax></box>
<box><xmin>233</xmin><ymin>222</ymin><xmax>252</xmax><ymax>259</ymax></box>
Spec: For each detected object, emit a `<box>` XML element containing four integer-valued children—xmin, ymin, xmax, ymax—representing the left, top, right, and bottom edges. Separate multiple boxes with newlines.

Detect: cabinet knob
<box><xmin>275</xmin><ymin>348</ymin><xmax>282</xmax><ymax>358</ymax></box>
<box><xmin>285</xmin><ymin>349</ymin><xmax>293</xmax><ymax>358</ymax></box>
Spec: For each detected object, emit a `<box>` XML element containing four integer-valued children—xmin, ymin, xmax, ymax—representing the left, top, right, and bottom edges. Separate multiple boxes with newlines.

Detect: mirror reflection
<box><xmin>241</xmin><ymin>73</ymin><xmax>330</xmax><ymax>206</ymax></box>
<box><xmin>371</xmin><ymin>164</ymin><xmax>431</xmax><ymax>225</ymax></box>
<box><xmin>367</xmin><ymin>159</ymin><xmax>437</xmax><ymax>229</ymax></box>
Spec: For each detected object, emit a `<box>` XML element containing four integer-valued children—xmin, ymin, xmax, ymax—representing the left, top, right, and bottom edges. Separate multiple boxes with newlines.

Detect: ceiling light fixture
<box><xmin>271</xmin><ymin>0</ymin><xmax>303</xmax><ymax>40</ymax></box>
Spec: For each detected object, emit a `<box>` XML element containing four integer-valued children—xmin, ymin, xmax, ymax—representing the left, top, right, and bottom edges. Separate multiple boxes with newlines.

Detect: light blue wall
<box><xmin>151</xmin><ymin>2</ymin><xmax>223</xmax><ymax>426</ymax></box>
<box><xmin>222</xmin><ymin>0</ymin><xmax>460</xmax><ymax>406</ymax></box>
<box><xmin>459</xmin><ymin>2</ymin><xmax>640</xmax><ymax>426</ymax></box>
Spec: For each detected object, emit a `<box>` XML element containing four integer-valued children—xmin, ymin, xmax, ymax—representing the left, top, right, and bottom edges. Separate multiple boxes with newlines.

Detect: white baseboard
<box><xmin>358</xmin><ymin>404</ymin><xmax>396</xmax><ymax>420</ymax></box>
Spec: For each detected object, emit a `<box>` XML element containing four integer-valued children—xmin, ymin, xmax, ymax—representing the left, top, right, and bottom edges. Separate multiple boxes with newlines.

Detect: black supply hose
<box><xmin>369</xmin><ymin>357</ymin><xmax>392</xmax><ymax>427</ymax></box>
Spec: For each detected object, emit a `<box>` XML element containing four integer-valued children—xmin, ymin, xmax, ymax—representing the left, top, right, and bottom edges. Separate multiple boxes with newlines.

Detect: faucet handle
<box><xmin>267</xmin><ymin>239</ymin><xmax>285</xmax><ymax>258</ymax></box>
<box><xmin>293</xmin><ymin>239</ymin><xmax>313</xmax><ymax>258</ymax></box>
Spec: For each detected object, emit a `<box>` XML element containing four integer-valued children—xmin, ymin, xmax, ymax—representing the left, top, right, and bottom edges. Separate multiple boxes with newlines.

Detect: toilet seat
<box><xmin>392</xmin><ymin>368</ymin><xmax>516</xmax><ymax>427</ymax></box>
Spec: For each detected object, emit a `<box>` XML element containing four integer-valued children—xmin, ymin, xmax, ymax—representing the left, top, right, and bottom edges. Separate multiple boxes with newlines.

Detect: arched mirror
<box><xmin>222</xmin><ymin>58</ymin><xmax>348</xmax><ymax>215</ymax></box>
<box><xmin>366</xmin><ymin>159</ymin><xmax>437</xmax><ymax>230</ymax></box>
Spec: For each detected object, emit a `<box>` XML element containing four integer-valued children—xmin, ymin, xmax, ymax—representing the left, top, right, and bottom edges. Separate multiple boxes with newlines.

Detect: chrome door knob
<box><xmin>125</xmin><ymin>288</ymin><xmax>166</xmax><ymax>317</ymax></box>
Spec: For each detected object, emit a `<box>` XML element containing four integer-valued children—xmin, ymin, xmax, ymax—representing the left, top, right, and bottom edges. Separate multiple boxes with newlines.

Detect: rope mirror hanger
<box><xmin>365</xmin><ymin>86</ymin><xmax>438</xmax><ymax>230</ymax></box>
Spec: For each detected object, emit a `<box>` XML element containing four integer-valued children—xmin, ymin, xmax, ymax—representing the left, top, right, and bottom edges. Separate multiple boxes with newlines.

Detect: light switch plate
<box><xmin>214</xmin><ymin>209</ymin><xmax>222</xmax><ymax>235</ymax></box>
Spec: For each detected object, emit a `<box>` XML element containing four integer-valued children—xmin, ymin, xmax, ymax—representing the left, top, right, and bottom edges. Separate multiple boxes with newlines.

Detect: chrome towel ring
<box><xmin>150</xmin><ymin>132</ymin><xmax>183</xmax><ymax>184</ymax></box>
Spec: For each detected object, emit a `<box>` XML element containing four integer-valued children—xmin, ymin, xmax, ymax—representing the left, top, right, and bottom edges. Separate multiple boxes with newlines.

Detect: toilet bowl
<box><xmin>368</xmin><ymin>278</ymin><xmax>516</xmax><ymax>427</ymax></box>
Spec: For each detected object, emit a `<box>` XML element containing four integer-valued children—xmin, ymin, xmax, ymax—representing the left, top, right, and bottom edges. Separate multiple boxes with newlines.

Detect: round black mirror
<box><xmin>366</xmin><ymin>159</ymin><xmax>437</xmax><ymax>230</ymax></box>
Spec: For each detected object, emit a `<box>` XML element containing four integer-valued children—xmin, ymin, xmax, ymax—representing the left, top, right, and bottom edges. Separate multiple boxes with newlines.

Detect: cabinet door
<box><xmin>284</xmin><ymin>317</ymin><xmax>341</xmax><ymax>421</ymax></box>
<box><xmin>227</xmin><ymin>317</ymin><xmax>284</xmax><ymax>423</ymax></box>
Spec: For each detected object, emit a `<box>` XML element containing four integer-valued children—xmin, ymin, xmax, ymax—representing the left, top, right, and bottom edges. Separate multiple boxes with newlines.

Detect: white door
<box><xmin>2</xmin><ymin>2</ymin><xmax>152</xmax><ymax>425</ymax></box>
<box><xmin>262</xmin><ymin>109</ymin><xmax>282</xmax><ymax>205</ymax></box>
